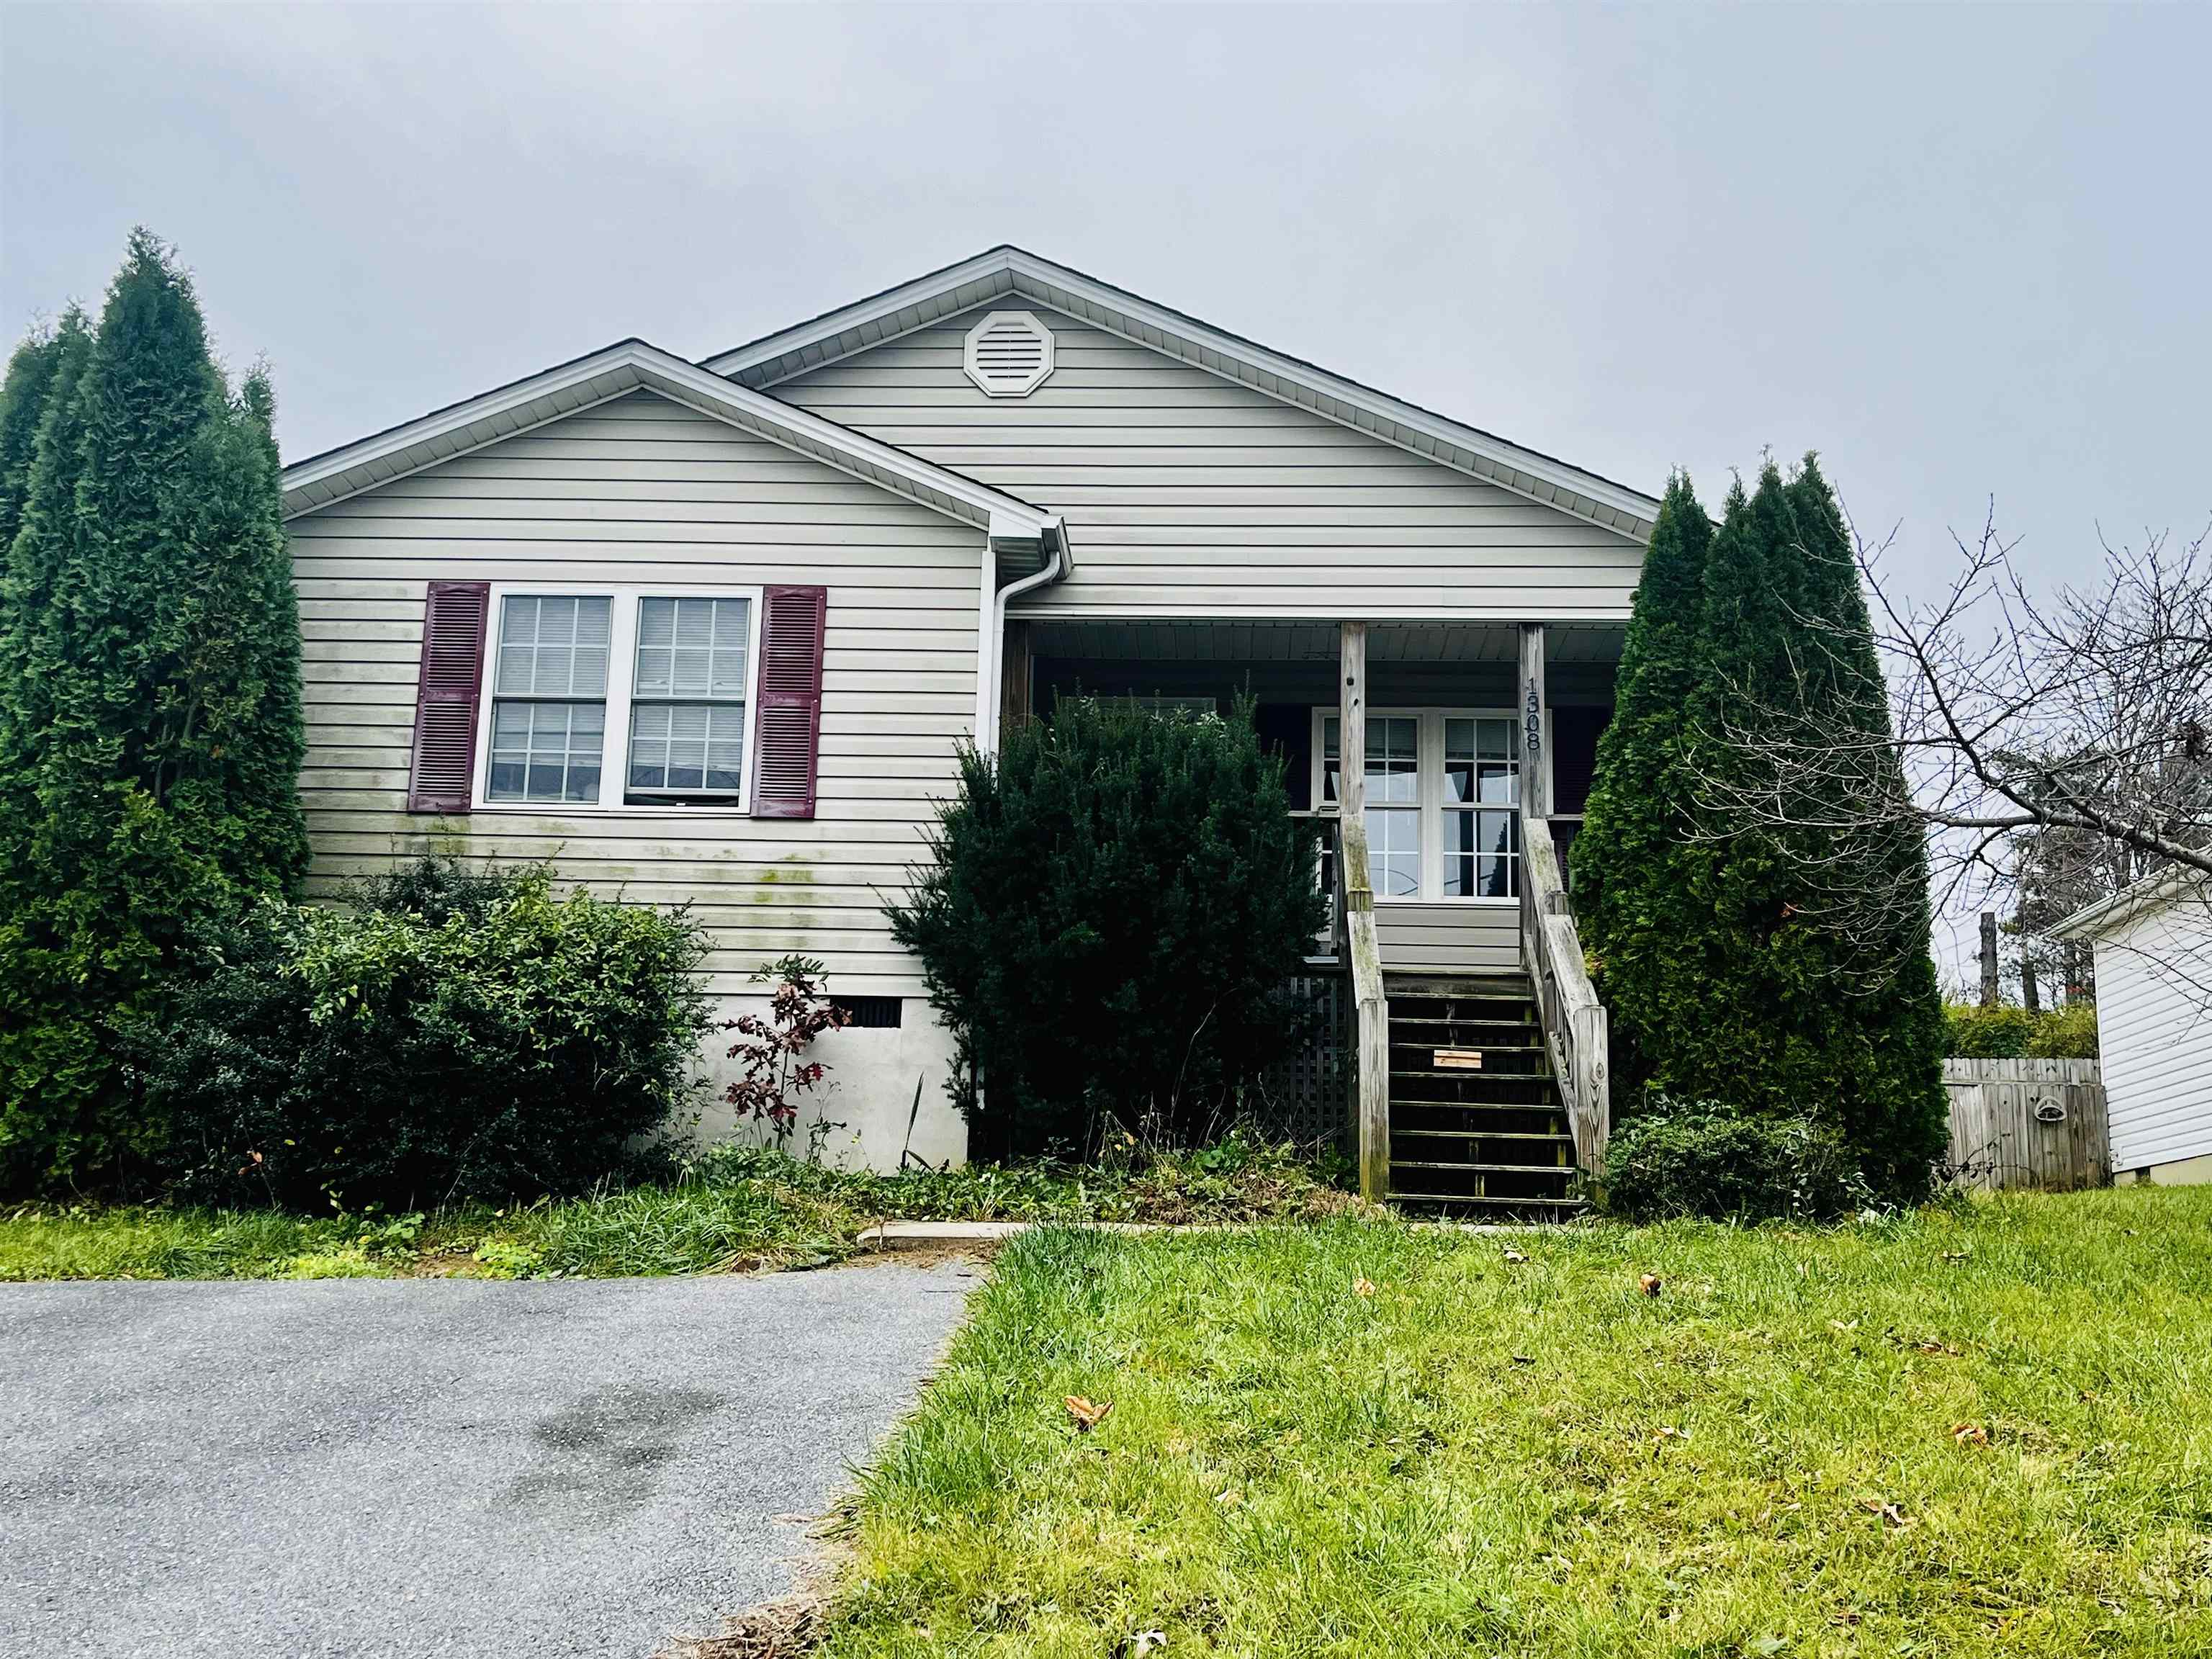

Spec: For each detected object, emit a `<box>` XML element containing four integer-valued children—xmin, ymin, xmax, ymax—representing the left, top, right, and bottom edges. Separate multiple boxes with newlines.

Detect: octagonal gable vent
<box><xmin>963</xmin><ymin>310</ymin><xmax>1054</xmax><ymax>397</ymax></box>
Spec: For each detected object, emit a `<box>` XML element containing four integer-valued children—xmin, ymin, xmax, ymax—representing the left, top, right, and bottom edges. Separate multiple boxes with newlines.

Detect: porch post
<box><xmin>1339</xmin><ymin>622</ymin><xmax>1367</xmax><ymax>822</ymax></box>
<box><xmin>1518</xmin><ymin>623</ymin><xmax>1550</xmax><ymax>818</ymax></box>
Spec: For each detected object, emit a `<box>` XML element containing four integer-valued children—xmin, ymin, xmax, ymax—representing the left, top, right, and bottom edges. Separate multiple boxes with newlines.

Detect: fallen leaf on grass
<box><xmin>1064</xmin><ymin>1395</ymin><xmax>1112</xmax><ymax>1431</ymax></box>
<box><xmin>1652</xmin><ymin>1425</ymin><xmax>1689</xmax><ymax>1445</ymax></box>
<box><xmin>1952</xmin><ymin>1422</ymin><xmax>1990</xmax><ymax>1446</ymax></box>
<box><xmin>1352</xmin><ymin>1274</ymin><xmax>1377</xmax><ymax>1298</ymax></box>
<box><xmin>1942</xmin><ymin>1249</ymin><xmax>1972</xmax><ymax>1262</ymax></box>
<box><xmin>1829</xmin><ymin>1319</ymin><xmax>1859</xmax><ymax>1333</ymax></box>
<box><xmin>1125</xmin><ymin>1631</ymin><xmax>1166</xmax><ymax>1656</ymax></box>
<box><xmin>1859</xmin><ymin>1499</ymin><xmax>1911</xmax><ymax>1529</ymax></box>
<box><xmin>1214</xmin><ymin>1487</ymin><xmax>1243</xmax><ymax>1507</ymax></box>
<box><xmin>1502</xmin><ymin>1248</ymin><xmax>1528</xmax><ymax>1264</ymax></box>
<box><xmin>1639</xmin><ymin>1273</ymin><xmax>1663</xmax><ymax>1298</ymax></box>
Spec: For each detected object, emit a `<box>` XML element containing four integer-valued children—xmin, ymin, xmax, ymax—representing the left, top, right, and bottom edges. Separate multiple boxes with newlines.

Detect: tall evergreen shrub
<box><xmin>887</xmin><ymin>698</ymin><xmax>1326</xmax><ymax>1156</ymax></box>
<box><xmin>1573</xmin><ymin>472</ymin><xmax>1714</xmax><ymax>1102</ymax></box>
<box><xmin>1579</xmin><ymin>459</ymin><xmax>1947</xmax><ymax>1202</ymax></box>
<box><xmin>0</xmin><ymin>231</ymin><xmax>308</xmax><ymax>1194</ymax></box>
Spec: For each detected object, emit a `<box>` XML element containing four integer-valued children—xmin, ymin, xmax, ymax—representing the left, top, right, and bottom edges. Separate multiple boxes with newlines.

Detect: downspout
<box><xmin>979</xmin><ymin>517</ymin><xmax>1067</xmax><ymax>756</ymax></box>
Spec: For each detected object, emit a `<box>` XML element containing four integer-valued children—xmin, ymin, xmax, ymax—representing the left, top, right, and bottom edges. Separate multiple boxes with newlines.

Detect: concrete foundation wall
<box><xmin>690</xmin><ymin>994</ymin><xmax>966</xmax><ymax>1172</ymax></box>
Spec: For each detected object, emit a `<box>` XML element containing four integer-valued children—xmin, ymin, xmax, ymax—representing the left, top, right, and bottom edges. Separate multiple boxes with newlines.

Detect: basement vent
<box><xmin>963</xmin><ymin>310</ymin><xmax>1054</xmax><ymax>397</ymax></box>
<box><xmin>836</xmin><ymin>995</ymin><xmax>903</xmax><ymax>1030</ymax></box>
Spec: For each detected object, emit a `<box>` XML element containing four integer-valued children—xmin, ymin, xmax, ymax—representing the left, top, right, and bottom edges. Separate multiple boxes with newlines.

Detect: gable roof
<box><xmin>703</xmin><ymin>246</ymin><xmax>1660</xmax><ymax>540</ymax></box>
<box><xmin>280</xmin><ymin>337</ymin><xmax>1066</xmax><ymax>552</ymax></box>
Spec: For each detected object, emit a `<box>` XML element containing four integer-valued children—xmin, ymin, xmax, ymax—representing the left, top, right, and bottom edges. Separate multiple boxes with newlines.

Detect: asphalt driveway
<box><xmin>0</xmin><ymin>1258</ymin><xmax>978</xmax><ymax>1658</ymax></box>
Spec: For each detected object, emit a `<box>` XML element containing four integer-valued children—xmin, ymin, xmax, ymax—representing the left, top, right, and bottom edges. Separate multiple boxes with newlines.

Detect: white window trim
<box><xmin>1310</xmin><ymin>706</ymin><xmax>1545</xmax><ymax>904</ymax></box>
<box><xmin>472</xmin><ymin>582</ymin><xmax>766</xmax><ymax>817</ymax></box>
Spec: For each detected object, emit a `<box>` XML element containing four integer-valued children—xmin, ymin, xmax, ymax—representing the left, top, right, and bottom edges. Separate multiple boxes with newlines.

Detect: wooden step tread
<box><xmin>1390</xmin><ymin>1099</ymin><xmax>1565</xmax><ymax>1115</ymax></box>
<box><xmin>1390</xmin><ymin>1160</ymin><xmax>1575</xmax><ymax>1176</ymax></box>
<box><xmin>1388</xmin><ymin>1017</ymin><xmax>1539</xmax><ymax>1031</ymax></box>
<box><xmin>1393</xmin><ymin>1128</ymin><xmax>1573</xmax><ymax>1143</ymax></box>
<box><xmin>1387</xmin><ymin>1192</ymin><xmax>1589</xmax><ymax>1209</ymax></box>
<box><xmin>1388</xmin><ymin>1040</ymin><xmax>1547</xmax><ymax>1053</ymax></box>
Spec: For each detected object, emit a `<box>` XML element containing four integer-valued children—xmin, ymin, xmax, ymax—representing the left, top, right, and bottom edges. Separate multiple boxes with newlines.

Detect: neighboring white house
<box><xmin>279</xmin><ymin>248</ymin><xmax>1659</xmax><ymax>1187</ymax></box>
<box><xmin>2053</xmin><ymin>870</ymin><xmax>2212</xmax><ymax>1185</ymax></box>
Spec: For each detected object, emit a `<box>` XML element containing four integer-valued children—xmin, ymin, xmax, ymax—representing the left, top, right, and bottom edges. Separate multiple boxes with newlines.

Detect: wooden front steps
<box><xmin>1384</xmin><ymin>974</ymin><xmax>1586</xmax><ymax>1219</ymax></box>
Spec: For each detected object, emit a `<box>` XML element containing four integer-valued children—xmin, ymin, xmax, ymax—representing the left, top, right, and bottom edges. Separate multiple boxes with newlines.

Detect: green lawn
<box><xmin>0</xmin><ymin>1135</ymin><xmax>1354</xmax><ymax>1280</ymax></box>
<box><xmin>818</xmin><ymin>1187</ymin><xmax>2212</xmax><ymax>1658</ymax></box>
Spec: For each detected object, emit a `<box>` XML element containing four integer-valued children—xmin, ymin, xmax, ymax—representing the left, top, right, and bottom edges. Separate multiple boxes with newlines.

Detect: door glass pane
<box><xmin>1370</xmin><ymin>806</ymin><xmax>1420</xmax><ymax>897</ymax></box>
<box><xmin>1368</xmin><ymin>716</ymin><xmax>1418</xmax><ymax>802</ymax></box>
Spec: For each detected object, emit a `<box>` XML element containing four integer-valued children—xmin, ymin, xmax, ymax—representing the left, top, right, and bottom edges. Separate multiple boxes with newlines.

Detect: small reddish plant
<box><xmin>725</xmin><ymin>955</ymin><xmax>851</xmax><ymax>1138</ymax></box>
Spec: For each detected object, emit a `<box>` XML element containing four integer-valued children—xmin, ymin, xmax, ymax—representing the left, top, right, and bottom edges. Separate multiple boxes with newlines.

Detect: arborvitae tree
<box><xmin>1574</xmin><ymin>472</ymin><xmax>1716</xmax><ymax>1100</ymax></box>
<box><xmin>1592</xmin><ymin>459</ymin><xmax>1947</xmax><ymax>1202</ymax></box>
<box><xmin>0</xmin><ymin>232</ymin><xmax>307</xmax><ymax>1195</ymax></box>
<box><xmin>888</xmin><ymin>696</ymin><xmax>1325</xmax><ymax>1157</ymax></box>
<box><xmin>0</xmin><ymin>313</ymin><xmax>95</xmax><ymax>778</ymax></box>
<box><xmin>0</xmin><ymin>324</ymin><xmax>69</xmax><ymax>543</ymax></box>
<box><xmin>1777</xmin><ymin>456</ymin><xmax>1947</xmax><ymax>1195</ymax></box>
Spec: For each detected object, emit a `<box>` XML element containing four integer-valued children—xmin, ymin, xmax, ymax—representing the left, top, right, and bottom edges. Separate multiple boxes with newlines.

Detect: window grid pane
<box><xmin>628</xmin><ymin>597</ymin><xmax>752</xmax><ymax>799</ymax></box>
<box><xmin>487</xmin><ymin>699</ymin><xmax>604</xmax><ymax>804</ymax></box>
<box><xmin>629</xmin><ymin>701</ymin><xmax>747</xmax><ymax>795</ymax></box>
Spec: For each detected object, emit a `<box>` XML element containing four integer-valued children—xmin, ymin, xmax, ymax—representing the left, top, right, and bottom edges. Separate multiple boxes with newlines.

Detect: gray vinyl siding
<box><xmin>772</xmin><ymin>303</ymin><xmax>1648</xmax><ymax>621</ymax></box>
<box><xmin>289</xmin><ymin>389</ymin><xmax>980</xmax><ymax>997</ymax></box>
<box><xmin>1376</xmin><ymin>905</ymin><xmax>1521</xmax><ymax>976</ymax></box>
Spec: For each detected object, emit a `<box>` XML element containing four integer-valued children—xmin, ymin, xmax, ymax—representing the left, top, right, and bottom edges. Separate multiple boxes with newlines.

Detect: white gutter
<box><xmin>975</xmin><ymin>517</ymin><xmax>1068</xmax><ymax>755</ymax></box>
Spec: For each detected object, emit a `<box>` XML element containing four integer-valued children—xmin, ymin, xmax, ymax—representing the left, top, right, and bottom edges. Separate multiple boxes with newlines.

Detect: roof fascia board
<box><xmin>282</xmin><ymin>340</ymin><xmax>1055</xmax><ymax>539</ymax></box>
<box><xmin>2050</xmin><ymin>864</ymin><xmax>2206</xmax><ymax>941</ymax></box>
<box><xmin>703</xmin><ymin>248</ymin><xmax>1658</xmax><ymax>539</ymax></box>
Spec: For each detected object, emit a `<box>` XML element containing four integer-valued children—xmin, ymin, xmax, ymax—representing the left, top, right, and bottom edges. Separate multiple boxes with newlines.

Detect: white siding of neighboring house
<box><xmin>287</xmin><ymin>389</ymin><xmax>981</xmax><ymax>1168</ymax></box>
<box><xmin>2091</xmin><ymin>899</ymin><xmax>2212</xmax><ymax>1179</ymax></box>
<box><xmin>770</xmin><ymin>302</ymin><xmax>1648</xmax><ymax>621</ymax></box>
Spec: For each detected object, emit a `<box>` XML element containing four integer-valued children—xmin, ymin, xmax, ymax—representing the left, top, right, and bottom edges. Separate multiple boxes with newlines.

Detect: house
<box><xmin>2051</xmin><ymin>870</ymin><xmax>2212</xmax><ymax>1184</ymax></box>
<box><xmin>281</xmin><ymin>248</ymin><xmax>1656</xmax><ymax>1205</ymax></box>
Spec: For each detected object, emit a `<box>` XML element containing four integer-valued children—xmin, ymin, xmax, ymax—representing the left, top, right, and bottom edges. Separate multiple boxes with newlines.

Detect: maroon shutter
<box><xmin>407</xmin><ymin>580</ymin><xmax>490</xmax><ymax>813</ymax></box>
<box><xmin>752</xmin><ymin>585</ymin><xmax>827</xmax><ymax>819</ymax></box>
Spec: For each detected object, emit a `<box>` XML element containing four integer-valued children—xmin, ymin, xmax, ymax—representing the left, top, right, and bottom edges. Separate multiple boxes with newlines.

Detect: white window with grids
<box><xmin>1320</xmin><ymin>714</ymin><xmax>1421</xmax><ymax>898</ymax></box>
<box><xmin>1314</xmin><ymin>709</ymin><xmax>1527</xmax><ymax>902</ymax></box>
<box><xmin>487</xmin><ymin>594</ymin><xmax>611</xmax><ymax>804</ymax></box>
<box><xmin>627</xmin><ymin>596</ymin><xmax>750</xmax><ymax>799</ymax></box>
<box><xmin>475</xmin><ymin>585</ymin><xmax>762</xmax><ymax>812</ymax></box>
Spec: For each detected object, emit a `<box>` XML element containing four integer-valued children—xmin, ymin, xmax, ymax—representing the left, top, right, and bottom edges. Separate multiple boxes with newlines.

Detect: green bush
<box><xmin>1600</xmin><ymin>1097</ymin><xmax>1864</xmax><ymax>1223</ymax></box>
<box><xmin>2027</xmin><ymin>1002</ymin><xmax>2098</xmax><ymax>1058</ymax></box>
<box><xmin>887</xmin><ymin>696</ymin><xmax>1327</xmax><ymax>1157</ymax></box>
<box><xmin>123</xmin><ymin>860</ymin><xmax>712</xmax><ymax>1210</ymax></box>
<box><xmin>1943</xmin><ymin>1000</ymin><xmax>2098</xmax><ymax>1059</ymax></box>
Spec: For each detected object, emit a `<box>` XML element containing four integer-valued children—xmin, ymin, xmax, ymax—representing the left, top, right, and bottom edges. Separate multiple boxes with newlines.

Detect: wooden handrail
<box><xmin>1519</xmin><ymin>809</ymin><xmax>1610</xmax><ymax>1172</ymax></box>
<box><xmin>1334</xmin><ymin>815</ymin><xmax>1391</xmax><ymax>1200</ymax></box>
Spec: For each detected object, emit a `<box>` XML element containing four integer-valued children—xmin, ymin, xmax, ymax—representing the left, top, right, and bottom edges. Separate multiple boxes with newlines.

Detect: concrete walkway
<box><xmin>0</xmin><ymin>1259</ymin><xmax>978</xmax><ymax>1658</ymax></box>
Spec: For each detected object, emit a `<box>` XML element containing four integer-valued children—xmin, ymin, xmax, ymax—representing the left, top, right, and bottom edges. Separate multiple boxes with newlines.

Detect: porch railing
<box><xmin>1519</xmin><ymin>807</ymin><xmax>1609</xmax><ymax>1172</ymax></box>
<box><xmin>1334</xmin><ymin>814</ymin><xmax>1391</xmax><ymax>1200</ymax></box>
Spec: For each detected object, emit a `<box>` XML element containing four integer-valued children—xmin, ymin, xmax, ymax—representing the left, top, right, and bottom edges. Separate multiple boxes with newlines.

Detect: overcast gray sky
<box><xmin>5</xmin><ymin>3</ymin><xmax>2206</xmax><ymax>590</ymax></box>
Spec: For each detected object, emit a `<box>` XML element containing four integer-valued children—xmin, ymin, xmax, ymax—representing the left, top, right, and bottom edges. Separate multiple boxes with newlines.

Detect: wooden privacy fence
<box><xmin>1943</xmin><ymin>1058</ymin><xmax>2109</xmax><ymax>1192</ymax></box>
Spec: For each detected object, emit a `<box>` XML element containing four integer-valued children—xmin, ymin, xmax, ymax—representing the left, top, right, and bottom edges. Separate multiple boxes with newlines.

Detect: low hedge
<box><xmin>124</xmin><ymin>860</ymin><xmax>712</xmax><ymax>1210</ymax></box>
<box><xmin>1601</xmin><ymin>1096</ymin><xmax>1865</xmax><ymax>1223</ymax></box>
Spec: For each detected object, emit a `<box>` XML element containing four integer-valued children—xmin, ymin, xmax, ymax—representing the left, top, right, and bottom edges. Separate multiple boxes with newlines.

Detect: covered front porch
<box><xmin>1000</xmin><ymin>616</ymin><xmax>1619</xmax><ymax>1207</ymax></box>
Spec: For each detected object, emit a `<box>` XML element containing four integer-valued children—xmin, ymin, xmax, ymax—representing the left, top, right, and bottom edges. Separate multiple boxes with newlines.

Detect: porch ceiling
<box><xmin>1026</xmin><ymin>619</ymin><xmax>1625</xmax><ymax>665</ymax></box>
